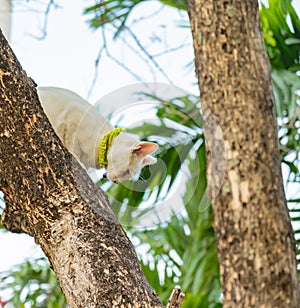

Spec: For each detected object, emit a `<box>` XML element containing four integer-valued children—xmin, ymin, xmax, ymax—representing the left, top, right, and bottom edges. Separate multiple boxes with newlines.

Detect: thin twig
<box><xmin>130</xmin><ymin>4</ymin><xmax>165</xmax><ymax>25</ymax></box>
<box><xmin>166</xmin><ymin>288</ymin><xmax>185</xmax><ymax>308</ymax></box>
<box><xmin>111</xmin><ymin>24</ymin><xmax>157</xmax><ymax>82</ymax></box>
<box><xmin>87</xmin><ymin>26</ymin><xmax>149</xmax><ymax>98</ymax></box>
<box><xmin>31</xmin><ymin>0</ymin><xmax>60</xmax><ymax>40</ymax></box>
<box><xmin>123</xmin><ymin>25</ymin><xmax>174</xmax><ymax>84</ymax></box>
<box><xmin>152</xmin><ymin>42</ymin><xmax>191</xmax><ymax>58</ymax></box>
<box><xmin>87</xmin><ymin>43</ymin><xmax>105</xmax><ymax>99</ymax></box>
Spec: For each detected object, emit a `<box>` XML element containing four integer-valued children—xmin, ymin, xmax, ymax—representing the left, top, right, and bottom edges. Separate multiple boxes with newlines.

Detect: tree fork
<box><xmin>187</xmin><ymin>0</ymin><xmax>300</xmax><ymax>307</ymax></box>
<box><xmin>0</xmin><ymin>30</ymin><xmax>163</xmax><ymax>308</ymax></box>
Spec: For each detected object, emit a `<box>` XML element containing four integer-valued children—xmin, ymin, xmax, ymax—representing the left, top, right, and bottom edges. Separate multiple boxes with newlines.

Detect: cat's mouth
<box><xmin>103</xmin><ymin>173</ymin><xmax>119</xmax><ymax>184</ymax></box>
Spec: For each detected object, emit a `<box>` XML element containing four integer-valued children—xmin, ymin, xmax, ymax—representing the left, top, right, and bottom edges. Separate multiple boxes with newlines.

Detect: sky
<box><xmin>10</xmin><ymin>0</ymin><xmax>196</xmax><ymax>100</ymax></box>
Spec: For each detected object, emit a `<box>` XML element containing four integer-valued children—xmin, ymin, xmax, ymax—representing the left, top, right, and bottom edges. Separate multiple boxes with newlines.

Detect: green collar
<box><xmin>98</xmin><ymin>128</ymin><xmax>124</xmax><ymax>167</ymax></box>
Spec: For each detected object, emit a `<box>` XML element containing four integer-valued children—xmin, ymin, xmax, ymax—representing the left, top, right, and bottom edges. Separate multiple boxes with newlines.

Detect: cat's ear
<box><xmin>132</xmin><ymin>142</ymin><xmax>158</xmax><ymax>159</ymax></box>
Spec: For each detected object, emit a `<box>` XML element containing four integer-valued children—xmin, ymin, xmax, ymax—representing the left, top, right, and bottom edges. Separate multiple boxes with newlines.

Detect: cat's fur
<box><xmin>37</xmin><ymin>87</ymin><xmax>158</xmax><ymax>183</ymax></box>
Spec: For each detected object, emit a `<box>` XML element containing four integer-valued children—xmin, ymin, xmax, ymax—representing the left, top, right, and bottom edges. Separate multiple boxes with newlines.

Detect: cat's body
<box><xmin>37</xmin><ymin>87</ymin><xmax>158</xmax><ymax>183</ymax></box>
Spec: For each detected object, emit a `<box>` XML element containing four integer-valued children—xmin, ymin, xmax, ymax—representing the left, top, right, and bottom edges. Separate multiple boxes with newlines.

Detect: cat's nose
<box><xmin>113</xmin><ymin>180</ymin><xmax>119</xmax><ymax>184</ymax></box>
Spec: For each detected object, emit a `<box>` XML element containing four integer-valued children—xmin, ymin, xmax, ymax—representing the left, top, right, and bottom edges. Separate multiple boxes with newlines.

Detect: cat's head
<box><xmin>105</xmin><ymin>133</ymin><xmax>158</xmax><ymax>184</ymax></box>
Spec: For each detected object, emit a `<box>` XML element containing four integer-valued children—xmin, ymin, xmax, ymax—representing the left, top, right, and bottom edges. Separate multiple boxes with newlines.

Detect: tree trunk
<box><xmin>187</xmin><ymin>0</ymin><xmax>300</xmax><ymax>307</ymax></box>
<box><xmin>0</xmin><ymin>30</ymin><xmax>163</xmax><ymax>308</ymax></box>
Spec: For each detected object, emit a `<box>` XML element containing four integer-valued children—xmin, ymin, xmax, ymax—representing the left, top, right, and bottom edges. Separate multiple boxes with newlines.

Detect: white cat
<box><xmin>37</xmin><ymin>87</ymin><xmax>158</xmax><ymax>184</ymax></box>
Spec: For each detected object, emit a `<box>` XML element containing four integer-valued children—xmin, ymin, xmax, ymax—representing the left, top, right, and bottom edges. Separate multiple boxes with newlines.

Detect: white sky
<box><xmin>10</xmin><ymin>0</ymin><xmax>196</xmax><ymax>100</ymax></box>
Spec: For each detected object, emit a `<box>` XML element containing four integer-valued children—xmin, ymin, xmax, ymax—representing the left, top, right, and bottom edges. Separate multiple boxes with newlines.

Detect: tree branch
<box><xmin>0</xmin><ymin>29</ymin><xmax>163</xmax><ymax>308</ymax></box>
<box><xmin>166</xmin><ymin>288</ymin><xmax>185</xmax><ymax>308</ymax></box>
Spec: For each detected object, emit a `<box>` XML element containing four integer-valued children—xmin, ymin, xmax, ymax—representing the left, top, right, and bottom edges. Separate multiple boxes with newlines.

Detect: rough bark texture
<box><xmin>187</xmin><ymin>0</ymin><xmax>300</xmax><ymax>307</ymax></box>
<box><xmin>0</xmin><ymin>30</ymin><xmax>163</xmax><ymax>308</ymax></box>
<box><xmin>166</xmin><ymin>288</ymin><xmax>185</xmax><ymax>308</ymax></box>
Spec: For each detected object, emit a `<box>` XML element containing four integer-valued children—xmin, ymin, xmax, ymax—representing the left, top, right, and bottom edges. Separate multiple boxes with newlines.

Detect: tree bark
<box><xmin>187</xmin><ymin>0</ymin><xmax>300</xmax><ymax>307</ymax></box>
<box><xmin>0</xmin><ymin>30</ymin><xmax>163</xmax><ymax>308</ymax></box>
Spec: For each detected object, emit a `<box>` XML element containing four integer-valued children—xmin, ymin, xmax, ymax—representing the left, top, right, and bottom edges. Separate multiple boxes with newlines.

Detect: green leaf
<box><xmin>0</xmin><ymin>258</ymin><xmax>66</xmax><ymax>307</ymax></box>
<box><xmin>160</xmin><ymin>0</ymin><xmax>186</xmax><ymax>10</ymax></box>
